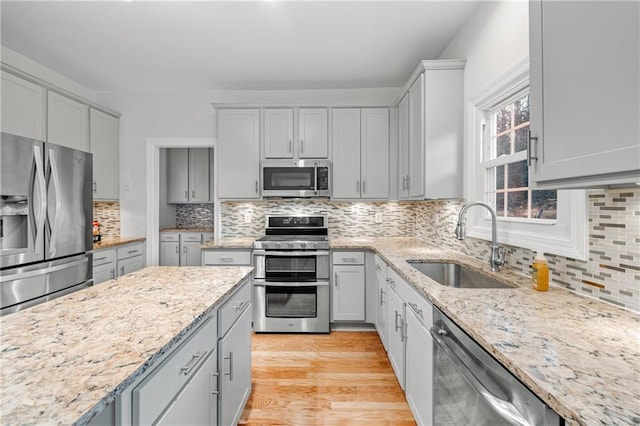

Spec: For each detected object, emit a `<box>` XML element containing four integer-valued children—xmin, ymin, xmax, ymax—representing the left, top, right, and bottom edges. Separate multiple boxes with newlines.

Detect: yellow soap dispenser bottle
<box><xmin>531</xmin><ymin>250</ymin><xmax>549</xmax><ymax>291</ymax></box>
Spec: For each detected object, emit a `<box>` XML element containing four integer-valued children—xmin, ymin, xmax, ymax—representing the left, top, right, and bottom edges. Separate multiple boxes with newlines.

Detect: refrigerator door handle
<box><xmin>46</xmin><ymin>147</ymin><xmax>63</xmax><ymax>256</ymax></box>
<box><xmin>32</xmin><ymin>144</ymin><xmax>47</xmax><ymax>248</ymax></box>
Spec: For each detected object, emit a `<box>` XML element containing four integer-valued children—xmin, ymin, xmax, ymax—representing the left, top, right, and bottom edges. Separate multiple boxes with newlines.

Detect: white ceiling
<box><xmin>0</xmin><ymin>1</ymin><xmax>480</xmax><ymax>92</ymax></box>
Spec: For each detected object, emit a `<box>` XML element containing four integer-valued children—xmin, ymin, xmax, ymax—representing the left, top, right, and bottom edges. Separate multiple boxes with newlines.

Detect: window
<box><xmin>482</xmin><ymin>92</ymin><xmax>558</xmax><ymax>220</ymax></box>
<box><xmin>465</xmin><ymin>59</ymin><xmax>587</xmax><ymax>260</ymax></box>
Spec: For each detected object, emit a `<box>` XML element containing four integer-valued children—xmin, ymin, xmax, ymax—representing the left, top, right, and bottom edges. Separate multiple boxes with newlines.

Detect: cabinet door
<box><xmin>47</xmin><ymin>91</ymin><xmax>89</xmax><ymax>151</ymax></box>
<box><xmin>1</xmin><ymin>72</ymin><xmax>45</xmax><ymax>140</ymax></box>
<box><xmin>181</xmin><ymin>241</ymin><xmax>203</xmax><ymax>266</ymax></box>
<box><xmin>217</xmin><ymin>109</ymin><xmax>260</xmax><ymax>199</ymax></box>
<box><xmin>93</xmin><ymin>262</ymin><xmax>116</xmax><ymax>284</ymax></box>
<box><xmin>189</xmin><ymin>148</ymin><xmax>211</xmax><ymax>202</ymax></box>
<box><xmin>264</xmin><ymin>109</ymin><xmax>294</xmax><ymax>158</ymax></box>
<box><xmin>156</xmin><ymin>350</ymin><xmax>217</xmax><ymax>426</ymax></box>
<box><xmin>386</xmin><ymin>284</ymin><xmax>405</xmax><ymax>389</ymax></box>
<box><xmin>298</xmin><ymin>108</ymin><xmax>328</xmax><ymax>158</ymax></box>
<box><xmin>408</xmin><ymin>74</ymin><xmax>424</xmax><ymax>198</ymax></box>
<box><xmin>160</xmin><ymin>241</ymin><xmax>180</xmax><ymax>266</ymax></box>
<box><xmin>397</xmin><ymin>94</ymin><xmax>410</xmax><ymax>200</ymax></box>
<box><xmin>167</xmin><ymin>148</ymin><xmax>189</xmax><ymax>203</ymax></box>
<box><xmin>360</xmin><ymin>108</ymin><xmax>389</xmax><ymax>199</ymax></box>
<box><xmin>219</xmin><ymin>305</ymin><xmax>252</xmax><ymax>426</ymax></box>
<box><xmin>529</xmin><ymin>0</ymin><xmax>640</xmax><ymax>187</ymax></box>
<box><xmin>405</xmin><ymin>307</ymin><xmax>433</xmax><ymax>426</ymax></box>
<box><xmin>118</xmin><ymin>255</ymin><xmax>144</xmax><ymax>276</ymax></box>
<box><xmin>375</xmin><ymin>268</ymin><xmax>388</xmax><ymax>350</ymax></box>
<box><xmin>90</xmin><ymin>109</ymin><xmax>119</xmax><ymax>200</ymax></box>
<box><xmin>332</xmin><ymin>265</ymin><xmax>365</xmax><ymax>321</ymax></box>
<box><xmin>331</xmin><ymin>108</ymin><xmax>361</xmax><ymax>199</ymax></box>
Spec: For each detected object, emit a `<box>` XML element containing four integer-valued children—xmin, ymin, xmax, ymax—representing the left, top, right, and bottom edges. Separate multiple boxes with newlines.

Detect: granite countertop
<box><xmin>331</xmin><ymin>237</ymin><xmax>640</xmax><ymax>426</ymax></box>
<box><xmin>93</xmin><ymin>236</ymin><xmax>146</xmax><ymax>250</ymax></box>
<box><xmin>200</xmin><ymin>237</ymin><xmax>255</xmax><ymax>249</ymax></box>
<box><xmin>159</xmin><ymin>227</ymin><xmax>215</xmax><ymax>233</ymax></box>
<box><xmin>0</xmin><ymin>266</ymin><xmax>253</xmax><ymax>425</ymax></box>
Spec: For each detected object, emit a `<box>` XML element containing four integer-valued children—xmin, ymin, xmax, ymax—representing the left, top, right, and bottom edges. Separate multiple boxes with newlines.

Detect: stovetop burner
<box><xmin>253</xmin><ymin>215</ymin><xmax>329</xmax><ymax>250</ymax></box>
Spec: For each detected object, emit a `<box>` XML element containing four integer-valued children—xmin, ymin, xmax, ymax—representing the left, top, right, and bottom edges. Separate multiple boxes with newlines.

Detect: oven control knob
<box><xmin>288</xmin><ymin>242</ymin><xmax>294</xmax><ymax>249</ymax></box>
<box><xmin>275</xmin><ymin>242</ymin><xmax>281</xmax><ymax>249</ymax></box>
<box><xmin>300</xmin><ymin>242</ymin><xmax>307</xmax><ymax>249</ymax></box>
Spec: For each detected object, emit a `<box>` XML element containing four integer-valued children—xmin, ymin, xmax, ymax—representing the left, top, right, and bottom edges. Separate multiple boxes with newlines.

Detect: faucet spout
<box><xmin>454</xmin><ymin>201</ymin><xmax>506</xmax><ymax>272</ymax></box>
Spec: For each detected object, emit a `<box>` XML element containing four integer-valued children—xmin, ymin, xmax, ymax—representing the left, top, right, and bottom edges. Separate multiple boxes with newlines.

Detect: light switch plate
<box><xmin>244</xmin><ymin>213</ymin><xmax>251</xmax><ymax>223</ymax></box>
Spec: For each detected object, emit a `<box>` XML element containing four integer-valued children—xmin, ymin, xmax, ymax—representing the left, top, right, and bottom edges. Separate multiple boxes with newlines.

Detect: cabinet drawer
<box><xmin>118</xmin><ymin>255</ymin><xmax>144</xmax><ymax>276</ymax></box>
<box><xmin>387</xmin><ymin>267</ymin><xmax>432</xmax><ymax>327</ymax></box>
<box><xmin>160</xmin><ymin>233</ymin><xmax>179</xmax><ymax>242</ymax></box>
<box><xmin>133</xmin><ymin>315</ymin><xmax>217</xmax><ymax>425</ymax></box>
<box><xmin>93</xmin><ymin>249</ymin><xmax>115</xmax><ymax>267</ymax></box>
<box><xmin>219</xmin><ymin>281</ymin><xmax>252</xmax><ymax>337</ymax></box>
<box><xmin>202</xmin><ymin>250</ymin><xmax>251</xmax><ymax>266</ymax></box>
<box><xmin>180</xmin><ymin>233</ymin><xmax>202</xmax><ymax>243</ymax></box>
<box><xmin>332</xmin><ymin>251</ymin><xmax>365</xmax><ymax>265</ymax></box>
<box><xmin>117</xmin><ymin>243</ymin><xmax>144</xmax><ymax>260</ymax></box>
<box><xmin>374</xmin><ymin>255</ymin><xmax>387</xmax><ymax>276</ymax></box>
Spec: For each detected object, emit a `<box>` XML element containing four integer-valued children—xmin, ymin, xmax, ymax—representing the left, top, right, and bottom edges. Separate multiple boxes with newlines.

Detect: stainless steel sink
<box><xmin>407</xmin><ymin>261</ymin><xmax>513</xmax><ymax>289</ymax></box>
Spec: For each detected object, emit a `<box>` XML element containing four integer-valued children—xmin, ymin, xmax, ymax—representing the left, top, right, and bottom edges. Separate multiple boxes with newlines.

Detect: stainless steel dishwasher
<box><xmin>430</xmin><ymin>307</ymin><xmax>563</xmax><ymax>426</ymax></box>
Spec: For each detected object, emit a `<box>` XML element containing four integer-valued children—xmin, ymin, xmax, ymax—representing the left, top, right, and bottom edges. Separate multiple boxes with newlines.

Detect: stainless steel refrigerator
<box><xmin>1</xmin><ymin>132</ymin><xmax>93</xmax><ymax>315</ymax></box>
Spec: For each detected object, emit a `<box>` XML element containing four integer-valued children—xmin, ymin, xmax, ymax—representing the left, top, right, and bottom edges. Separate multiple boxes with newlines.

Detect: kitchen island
<box><xmin>0</xmin><ymin>266</ymin><xmax>253</xmax><ymax>425</ymax></box>
<box><xmin>330</xmin><ymin>237</ymin><xmax>640</xmax><ymax>426</ymax></box>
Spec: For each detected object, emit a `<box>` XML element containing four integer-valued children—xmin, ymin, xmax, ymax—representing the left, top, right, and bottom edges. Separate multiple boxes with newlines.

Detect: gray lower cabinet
<box><xmin>332</xmin><ymin>251</ymin><xmax>366</xmax><ymax>322</ymax></box>
<box><xmin>405</xmin><ymin>304</ymin><xmax>433</xmax><ymax>425</ymax></box>
<box><xmin>160</xmin><ymin>232</ymin><xmax>206</xmax><ymax>266</ymax></box>
<box><xmin>116</xmin><ymin>243</ymin><xmax>145</xmax><ymax>277</ymax></box>
<box><xmin>386</xmin><ymin>278</ymin><xmax>405</xmax><ymax>390</ymax></box>
<box><xmin>219</xmin><ymin>297</ymin><xmax>252</xmax><ymax>426</ymax></box>
<box><xmin>132</xmin><ymin>315</ymin><xmax>218</xmax><ymax>425</ymax></box>
<box><xmin>155</xmin><ymin>349</ymin><xmax>218</xmax><ymax>426</ymax></box>
<box><xmin>374</xmin><ymin>255</ymin><xmax>389</xmax><ymax>350</ymax></box>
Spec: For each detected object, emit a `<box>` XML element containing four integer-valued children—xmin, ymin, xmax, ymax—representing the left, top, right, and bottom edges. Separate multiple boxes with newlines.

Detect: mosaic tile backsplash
<box><xmin>175</xmin><ymin>204</ymin><xmax>215</xmax><ymax>228</ymax></box>
<box><xmin>222</xmin><ymin>188</ymin><xmax>639</xmax><ymax>312</ymax></box>
<box><xmin>93</xmin><ymin>202</ymin><xmax>120</xmax><ymax>239</ymax></box>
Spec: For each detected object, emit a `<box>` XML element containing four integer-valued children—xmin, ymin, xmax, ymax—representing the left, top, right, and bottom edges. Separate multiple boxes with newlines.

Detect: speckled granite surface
<box><xmin>92</xmin><ymin>237</ymin><xmax>146</xmax><ymax>251</ymax></box>
<box><xmin>0</xmin><ymin>266</ymin><xmax>253</xmax><ymax>425</ymax></box>
<box><xmin>331</xmin><ymin>237</ymin><xmax>640</xmax><ymax>426</ymax></box>
<box><xmin>200</xmin><ymin>238</ymin><xmax>255</xmax><ymax>249</ymax></box>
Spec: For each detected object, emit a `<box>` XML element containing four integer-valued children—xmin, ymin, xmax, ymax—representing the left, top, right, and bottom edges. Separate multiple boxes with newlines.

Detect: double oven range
<box><xmin>253</xmin><ymin>215</ymin><xmax>330</xmax><ymax>333</ymax></box>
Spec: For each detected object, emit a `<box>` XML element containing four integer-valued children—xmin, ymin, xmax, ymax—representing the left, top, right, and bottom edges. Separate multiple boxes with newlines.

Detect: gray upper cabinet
<box><xmin>90</xmin><ymin>108</ymin><xmax>119</xmax><ymax>200</ymax></box>
<box><xmin>264</xmin><ymin>108</ymin><xmax>294</xmax><ymax>158</ymax></box>
<box><xmin>397</xmin><ymin>60</ymin><xmax>465</xmax><ymax>200</ymax></box>
<box><xmin>47</xmin><ymin>91</ymin><xmax>89</xmax><ymax>152</ymax></box>
<box><xmin>167</xmin><ymin>148</ymin><xmax>212</xmax><ymax>203</ymax></box>
<box><xmin>298</xmin><ymin>108</ymin><xmax>328</xmax><ymax>158</ymax></box>
<box><xmin>1</xmin><ymin>72</ymin><xmax>45</xmax><ymax>140</ymax></box>
<box><xmin>332</xmin><ymin>108</ymin><xmax>389</xmax><ymax>200</ymax></box>
<box><xmin>217</xmin><ymin>109</ymin><xmax>260</xmax><ymax>199</ymax></box>
<box><xmin>529</xmin><ymin>0</ymin><xmax>640</xmax><ymax>188</ymax></box>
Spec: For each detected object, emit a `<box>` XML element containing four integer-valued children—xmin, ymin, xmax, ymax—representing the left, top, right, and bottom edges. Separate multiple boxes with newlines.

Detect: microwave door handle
<box><xmin>313</xmin><ymin>162</ymin><xmax>318</xmax><ymax>191</ymax></box>
<box><xmin>31</xmin><ymin>144</ymin><xmax>47</xmax><ymax>248</ymax></box>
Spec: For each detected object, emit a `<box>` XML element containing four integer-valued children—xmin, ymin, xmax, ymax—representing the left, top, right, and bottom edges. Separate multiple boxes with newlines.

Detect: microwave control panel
<box><xmin>317</xmin><ymin>168</ymin><xmax>329</xmax><ymax>190</ymax></box>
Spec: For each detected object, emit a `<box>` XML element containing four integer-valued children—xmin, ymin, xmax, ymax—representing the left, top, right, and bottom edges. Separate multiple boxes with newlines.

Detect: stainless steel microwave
<box><xmin>261</xmin><ymin>160</ymin><xmax>331</xmax><ymax>198</ymax></box>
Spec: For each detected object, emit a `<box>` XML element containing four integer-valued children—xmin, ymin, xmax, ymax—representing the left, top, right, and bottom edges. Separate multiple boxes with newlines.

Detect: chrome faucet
<box><xmin>455</xmin><ymin>201</ymin><xmax>506</xmax><ymax>272</ymax></box>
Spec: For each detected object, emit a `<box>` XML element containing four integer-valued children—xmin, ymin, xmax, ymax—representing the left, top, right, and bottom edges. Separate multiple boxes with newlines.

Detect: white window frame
<box><xmin>464</xmin><ymin>58</ymin><xmax>588</xmax><ymax>260</ymax></box>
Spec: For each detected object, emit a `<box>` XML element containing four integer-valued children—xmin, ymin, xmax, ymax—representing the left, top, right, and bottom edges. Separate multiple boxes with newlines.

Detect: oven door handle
<box><xmin>430</xmin><ymin>326</ymin><xmax>532</xmax><ymax>426</ymax></box>
<box><xmin>253</xmin><ymin>280</ymin><xmax>330</xmax><ymax>288</ymax></box>
<box><xmin>253</xmin><ymin>250</ymin><xmax>329</xmax><ymax>257</ymax></box>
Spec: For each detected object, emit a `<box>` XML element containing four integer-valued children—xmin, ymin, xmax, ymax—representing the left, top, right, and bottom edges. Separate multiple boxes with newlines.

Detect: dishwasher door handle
<box><xmin>430</xmin><ymin>327</ymin><xmax>532</xmax><ymax>426</ymax></box>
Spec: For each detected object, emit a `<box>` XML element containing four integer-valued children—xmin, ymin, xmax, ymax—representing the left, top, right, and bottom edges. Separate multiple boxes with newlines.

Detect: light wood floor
<box><xmin>239</xmin><ymin>331</ymin><xmax>416</xmax><ymax>425</ymax></box>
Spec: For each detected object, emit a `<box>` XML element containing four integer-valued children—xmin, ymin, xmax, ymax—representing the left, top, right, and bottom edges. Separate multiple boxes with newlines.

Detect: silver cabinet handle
<box><xmin>93</xmin><ymin>180</ymin><xmax>97</xmax><ymax>193</ymax></box>
<box><xmin>235</xmin><ymin>300</ymin><xmax>249</xmax><ymax>311</ymax></box>
<box><xmin>185</xmin><ymin>190</ymin><xmax>188</xmax><ymax>198</ymax></box>
<box><xmin>300</xmin><ymin>139</ymin><xmax>304</xmax><ymax>153</ymax></box>
<box><xmin>402</xmin><ymin>175</ymin><xmax>407</xmax><ymax>191</ymax></box>
<box><xmin>180</xmin><ymin>351</ymin><xmax>206</xmax><ymax>376</ymax></box>
<box><xmin>362</xmin><ymin>180</ymin><xmax>366</xmax><ymax>194</ymax></box>
<box><xmin>255</xmin><ymin>180</ymin><xmax>259</xmax><ymax>193</ymax></box>
<box><xmin>289</xmin><ymin>140</ymin><xmax>292</xmax><ymax>153</ymax></box>
<box><xmin>334</xmin><ymin>272</ymin><xmax>339</xmax><ymax>287</ymax></box>
<box><xmin>211</xmin><ymin>372</ymin><xmax>219</xmax><ymax>396</ymax></box>
<box><xmin>110</xmin><ymin>269</ymin><xmax>115</xmax><ymax>279</ymax></box>
<box><xmin>380</xmin><ymin>288</ymin><xmax>385</xmax><ymax>306</ymax></box>
<box><xmin>356</xmin><ymin>180</ymin><xmax>360</xmax><ymax>193</ymax></box>
<box><xmin>120</xmin><ymin>266</ymin><xmax>125</xmax><ymax>276</ymax></box>
<box><xmin>95</xmin><ymin>256</ymin><xmax>107</xmax><ymax>262</ymax></box>
<box><xmin>219</xmin><ymin>257</ymin><xmax>234</xmax><ymax>263</ymax></box>
<box><xmin>387</xmin><ymin>278</ymin><xmax>396</xmax><ymax>287</ymax></box>
<box><xmin>528</xmin><ymin>129</ymin><xmax>539</xmax><ymax>167</ymax></box>
<box><xmin>176</xmin><ymin>246</ymin><xmax>179</xmax><ymax>254</ymax></box>
<box><xmin>183</xmin><ymin>246</ymin><xmax>187</xmax><ymax>254</ymax></box>
<box><xmin>394</xmin><ymin>310</ymin><xmax>401</xmax><ymax>332</ymax></box>
<box><xmin>342</xmin><ymin>257</ymin><xmax>357</xmax><ymax>263</ymax></box>
<box><xmin>408</xmin><ymin>302</ymin><xmax>423</xmax><ymax>318</ymax></box>
<box><xmin>375</xmin><ymin>264</ymin><xmax>382</xmax><ymax>272</ymax></box>
<box><xmin>406</xmin><ymin>175</ymin><xmax>411</xmax><ymax>190</ymax></box>
<box><xmin>224</xmin><ymin>351</ymin><xmax>234</xmax><ymax>381</ymax></box>
<box><xmin>192</xmin><ymin>190</ymin><xmax>195</xmax><ymax>198</ymax></box>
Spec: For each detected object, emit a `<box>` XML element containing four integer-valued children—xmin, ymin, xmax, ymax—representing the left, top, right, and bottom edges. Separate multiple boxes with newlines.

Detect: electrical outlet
<box><xmin>375</xmin><ymin>212</ymin><xmax>383</xmax><ymax>223</ymax></box>
<box><xmin>244</xmin><ymin>213</ymin><xmax>251</xmax><ymax>223</ymax></box>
